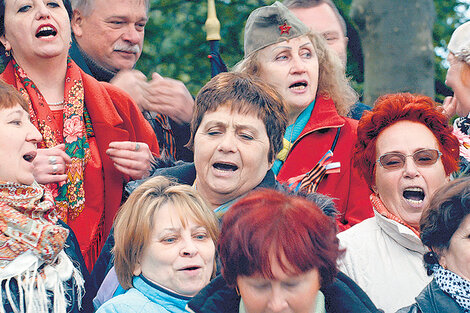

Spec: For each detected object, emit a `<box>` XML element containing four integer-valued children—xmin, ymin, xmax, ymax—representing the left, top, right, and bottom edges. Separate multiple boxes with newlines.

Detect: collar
<box><xmin>373</xmin><ymin>209</ymin><xmax>427</xmax><ymax>254</ymax></box>
<box><xmin>300</xmin><ymin>95</ymin><xmax>346</xmax><ymax>136</ymax></box>
<box><xmin>72</xmin><ymin>38</ymin><xmax>117</xmax><ymax>83</ymax></box>
<box><xmin>133</xmin><ymin>275</ymin><xmax>191</xmax><ymax>310</ymax></box>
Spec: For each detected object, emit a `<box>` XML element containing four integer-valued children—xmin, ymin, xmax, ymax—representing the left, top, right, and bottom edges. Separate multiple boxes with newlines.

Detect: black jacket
<box><xmin>396</xmin><ymin>279</ymin><xmax>464</xmax><ymax>313</ymax></box>
<box><xmin>187</xmin><ymin>273</ymin><xmax>382</xmax><ymax>313</ymax></box>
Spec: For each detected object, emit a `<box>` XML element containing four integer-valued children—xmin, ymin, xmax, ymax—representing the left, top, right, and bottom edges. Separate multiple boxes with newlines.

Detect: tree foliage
<box><xmin>136</xmin><ymin>0</ymin><xmax>469</xmax><ymax>100</ymax></box>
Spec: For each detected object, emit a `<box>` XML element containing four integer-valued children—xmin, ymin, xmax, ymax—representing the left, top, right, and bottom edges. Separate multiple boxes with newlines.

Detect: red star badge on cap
<box><xmin>279</xmin><ymin>22</ymin><xmax>292</xmax><ymax>35</ymax></box>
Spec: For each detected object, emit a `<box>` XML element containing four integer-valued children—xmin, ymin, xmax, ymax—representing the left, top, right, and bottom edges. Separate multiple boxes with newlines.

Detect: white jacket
<box><xmin>337</xmin><ymin>211</ymin><xmax>431</xmax><ymax>313</ymax></box>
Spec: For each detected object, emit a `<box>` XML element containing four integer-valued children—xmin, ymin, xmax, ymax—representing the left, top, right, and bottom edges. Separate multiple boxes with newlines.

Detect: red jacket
<box><xmin>1</xmin><ymin>63</ymin><xmax>159</xmax><ymax>267</ymax></box>
<box><xmin>277</xmin><ymin>96</ymin><xmax>372</xmax><ymax>231</ymax></box>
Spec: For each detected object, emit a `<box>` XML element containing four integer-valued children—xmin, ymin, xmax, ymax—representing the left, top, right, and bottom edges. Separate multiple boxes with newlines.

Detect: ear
<box><xmin>371</xmin><ymin>185</ymin><xmax>378</xmax><ymax>195</ymax></box>
<box><xmin>71</xmin><ymin>9</ymin><xmax>84</xmax><ymax>37</ymax></box>
<box><xmin>133</xmin><ymin>263</ymin><xmax>142</xmax><ymax>276</ymax></box>
<box><xmin>0</xmin><ymin>35</ymin><xmax>11</xmax><ymax>52</ymax></box>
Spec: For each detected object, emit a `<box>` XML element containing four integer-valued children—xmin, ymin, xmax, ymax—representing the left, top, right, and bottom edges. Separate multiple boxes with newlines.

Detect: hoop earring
<box><xmin>4</xmin><ymin>50</ymin><xmax>10</xmax><ymax>57</ymax></box>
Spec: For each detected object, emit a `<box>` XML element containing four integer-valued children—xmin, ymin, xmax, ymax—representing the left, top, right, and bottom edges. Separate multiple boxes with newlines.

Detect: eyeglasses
<box><xmin>376</xmin><ymin>149</ymin><xmax>442</xmax><ymax>170</ymax></box>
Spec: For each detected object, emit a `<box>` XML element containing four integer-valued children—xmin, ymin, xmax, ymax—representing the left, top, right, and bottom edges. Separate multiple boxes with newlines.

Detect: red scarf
<box><xmin>11</xmin><ymin>58</ymin><xmax>91</xmax><ymax>222</ymax></box>
<box><xmin>370</xmin><ymin>193</ymin><xmax>420</xmax><ymax>237</ymax></box>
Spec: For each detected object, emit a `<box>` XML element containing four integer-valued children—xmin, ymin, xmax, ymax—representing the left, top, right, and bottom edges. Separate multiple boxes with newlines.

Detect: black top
<box><xmin>396</xmin><ymin>279</ymin><xmax>464</xmax><ymax>313</ymax></box>
<box><xmin>187</xmin><ymin>273</ymin><xmax>382</xmax><ymax>313</ymax></box>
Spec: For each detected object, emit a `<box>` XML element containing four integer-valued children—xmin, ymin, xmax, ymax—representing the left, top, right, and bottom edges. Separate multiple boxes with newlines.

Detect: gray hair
<box><xmin>71</xmin><ymin>0</ymin><xmax>150</xmax><ymax>16</ymax></box>
<box><xmin>282</xmin><ymin>0</ymin><xmax>347</xmax><ymax>36</ymax></box>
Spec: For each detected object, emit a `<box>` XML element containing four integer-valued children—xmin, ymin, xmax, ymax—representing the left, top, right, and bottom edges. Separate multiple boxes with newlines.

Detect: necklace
<box><xmin>48</xmin><ymin>100</ymin><xmax>65</xmax><ymax>111</ymax></box>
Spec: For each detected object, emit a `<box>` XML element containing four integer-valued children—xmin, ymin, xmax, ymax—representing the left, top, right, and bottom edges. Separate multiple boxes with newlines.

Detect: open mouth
<box><xmin>36</xmin><ymin>26</ymin><xmax>57</xmax><ymax>38</ymax></box>
<box><xmin>179</xmin><ymin>266</ymin><xmax>201</xmax><ymax>271</ymax></box>
<box><xmin>289</xmin><ymin>81</ymin><xmax>307</xmax><ymax>90</ymax></box>
<box><xmin>213</xmin><ymin>162</ymin><xmax>238</xmax><ymax>172</ymax></box>
<box><xmin>23</xmin><ymin>151</ymin><xmax>36</xmax><ymax>163</ymax></box>
<box><xmin>403</xmin><ymin>187</ymin><xmax>425</xmax><ymax>204</ymax></box>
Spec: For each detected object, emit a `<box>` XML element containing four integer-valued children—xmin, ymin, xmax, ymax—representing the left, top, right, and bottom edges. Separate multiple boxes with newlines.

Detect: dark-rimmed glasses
<box><xmin>376</xmin><ymin>149</ymin><xmax>442</xmax><ymax>170</ymax></box>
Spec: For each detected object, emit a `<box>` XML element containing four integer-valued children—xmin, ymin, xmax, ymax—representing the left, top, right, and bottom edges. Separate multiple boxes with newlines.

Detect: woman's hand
<box><xmin>33</xmin><ymin>144</ymin><xmax>72</xmax><ymax>184</ymax></box>
<box><xmin>106</xmin><ymin>141</ymin><xmax>154</xmax><ymax>180</ymax></box>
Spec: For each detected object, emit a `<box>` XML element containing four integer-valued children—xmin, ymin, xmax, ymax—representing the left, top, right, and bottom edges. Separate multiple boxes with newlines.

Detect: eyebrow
<box><xmin>6</xmin><ymin>109</ymin><xmax>25</xmax><ymax>117</ymax></box>
<box><xmin>105</xmin><ymin>15</ymin><xmax>148</xmax><ymax>22</ymax></box>
<box><xmin>272</xmin><ymin>41</ymin><xmax>313</xmax><ymax>52</ymax></box>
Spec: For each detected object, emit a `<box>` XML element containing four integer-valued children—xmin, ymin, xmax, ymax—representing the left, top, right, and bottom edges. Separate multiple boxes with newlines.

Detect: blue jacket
<box><xmin>96</xmin><ymin>275</ymin><xmax>191</xmax><ymax>313</ymax></box>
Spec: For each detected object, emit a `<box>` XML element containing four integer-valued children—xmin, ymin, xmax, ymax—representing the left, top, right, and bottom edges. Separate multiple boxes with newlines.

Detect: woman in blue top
<box><xmin>96</xmin><ymin>176</ymin><xmax>219</xmax><ymax>313</ymax></box>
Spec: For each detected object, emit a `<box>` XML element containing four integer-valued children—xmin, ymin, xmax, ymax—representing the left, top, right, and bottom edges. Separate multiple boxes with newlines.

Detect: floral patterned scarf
<box><xmin>11</xmin><ymin>58</ymin><xmax>92</xmax><ymax>222</ymax></box>
<box><xmin>0</xmin><ymin>182</ymin><xmax>84</xmax><ymax>313</ymax></box>
<box><xmin>0</xmin><ymin>181</ymin><xmax>68</xmax><ymax>269</ymax></box>
<box><xmin>453</xmin><ymin>115</ymin><xmax>470</xmax><ymax>178</ymax></box>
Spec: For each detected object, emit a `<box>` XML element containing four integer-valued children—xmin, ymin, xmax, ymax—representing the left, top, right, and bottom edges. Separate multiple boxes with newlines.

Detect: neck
<box><xmin>13</xmin><ymin>54</ymin><xmax>67</xmax><ymax>103</ymax></box>
<box><xmin>288</xmin><ymin>111</ymin><xmax>300</xmax><ymax>125</ymax></box>
<box><xmin>78</xmin><ymin>43</ymin><xmax>117</xmax><ymax>82</ymax></box>
<box><xmin>194</xmin><ymin>177</ymin><xmax>231</xmax><ymax>210</ymax></box>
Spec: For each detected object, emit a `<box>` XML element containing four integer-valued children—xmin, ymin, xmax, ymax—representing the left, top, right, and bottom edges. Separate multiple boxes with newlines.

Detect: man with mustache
<box><xmin>70</xmin><ymin>0</ymin><xmax>193</xmax><ymax>161</ymax></box>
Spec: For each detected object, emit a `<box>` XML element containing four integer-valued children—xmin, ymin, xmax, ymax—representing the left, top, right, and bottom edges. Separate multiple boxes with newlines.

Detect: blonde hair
<box><xmin>113</xmin><ymin>176</ymin><xmax>220</xmax><ymax>289</ymax></box>
<box><xmin>233</xmin><ymin>31</ymin><xmax>357</xmax><ymax>116</ymax></box>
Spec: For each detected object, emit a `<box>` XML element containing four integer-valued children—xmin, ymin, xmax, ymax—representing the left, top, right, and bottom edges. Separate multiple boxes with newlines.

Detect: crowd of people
<box><xmin>0</xmin><ymin>0</ymin><xmax>469</xmax><ymax>312</ymax></box>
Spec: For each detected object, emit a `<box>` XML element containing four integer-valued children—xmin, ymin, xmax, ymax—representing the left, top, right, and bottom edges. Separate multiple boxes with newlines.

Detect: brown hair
<box><xmin>187</xmin><ymin>72</ymin><xmax>288</xmax><ymax>163</ymax></box>
<box><xmin>420</xmin><ymin>177</ymin><xmax>470</xmax><ymax>273</ymax></box>
<box><xmin>234</xmin><ymin>31</ymin><xmax>357</xmax><ymax>117</ymax></box>
<box><xmin>113</xmin><ymin>176</ymin><xmax>220</xmax><ymax>289</ymax></box>
<box><xmin>0</xmin><ymin>81</ymin><xmax>28</xmax><ymax>111</ymax></box>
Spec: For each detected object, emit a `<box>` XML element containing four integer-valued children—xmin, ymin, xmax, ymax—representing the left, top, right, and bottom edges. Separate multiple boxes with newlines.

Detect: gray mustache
<box><xmin>113</xmin><ymin>44</ymin><xmax>140</xmax><ymax>54</ymax></box>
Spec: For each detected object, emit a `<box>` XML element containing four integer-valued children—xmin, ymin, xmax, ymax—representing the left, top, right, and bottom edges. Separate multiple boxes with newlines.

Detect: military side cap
<box><xmin>448</xmin><ymin>21</ymin><xmax>470</xmax><ymax>64</ymax></box>
<box><xmin>244</xmin><ymin>1</ymin><xmax>310</xmax><ymax>58</ymax></box>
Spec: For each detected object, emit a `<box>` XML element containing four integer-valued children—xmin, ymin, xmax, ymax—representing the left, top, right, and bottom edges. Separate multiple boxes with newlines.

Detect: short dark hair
<box><xmin>219</xmin><ymin>188</ymin><xmax>342</xmax><ymax>288</ymax></box>
<box><xmin>420</xmin><ymin>177</ymin><xmax>470</xmax><ymax>272</ymax></box>
<box><xmin>283</xmin><ymin>0</ymin><xmax>347</xmax><ymax>35</ymax></box>
<box><xmin>187</xmin><ymin>72</ymin><xmax>288</xmax><ymax>163</ymax></box>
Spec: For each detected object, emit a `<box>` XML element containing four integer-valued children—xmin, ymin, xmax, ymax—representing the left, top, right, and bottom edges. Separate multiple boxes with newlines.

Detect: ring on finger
<box><xmin>48</xmin><ymin>156</ymin><xmax>57</xmax><ymax>165</ymax></box>
<box><xmin>52</xmin><ymin>164</ymin><xmax>58</xmax><ymax>174</ymax></box>
<box><xmin>135</xmin><ymin>143</ymin><xmax>140</xmax><ymax>151</ymax></box>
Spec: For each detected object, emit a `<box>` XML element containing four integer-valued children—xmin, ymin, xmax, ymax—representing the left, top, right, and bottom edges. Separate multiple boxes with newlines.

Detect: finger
<box><xmin>151</xmin><ymin>72</ymin><xmax>163</xmax><ymax>81</ymax></box>
<box><xmin>108</xmin><ymin>141</ymin><xmax>143</xmax><ymax>151</ymax></box>
<box><xmin>35</xmin><ymin>173</ymin><xmax>68</xmax><ymax>184</ymax></box>
<box><xmin>50</xmin><ymin>163</ymin><xmax>67</xmax><ymax>175</ymax></box>
<box><xmin>45</xmin><ymin>144</ymin><xmax>72</xmax><ymax>163</ymax></box>
<box><xmin>113</xmin><ymin>162</ymin><xmax>149</xmax><ymax>180</ymax></box>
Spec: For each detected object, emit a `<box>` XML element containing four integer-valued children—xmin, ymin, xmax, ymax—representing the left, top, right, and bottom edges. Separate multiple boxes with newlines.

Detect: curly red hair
<box><xmin>354</xmin><ymin>93</ymin><xmax>459</xmax><ymax>188</ymax></box>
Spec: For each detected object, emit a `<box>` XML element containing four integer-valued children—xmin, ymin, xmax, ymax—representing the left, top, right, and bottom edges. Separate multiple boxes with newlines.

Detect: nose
<box><xmin>267</xmin><ymin>287</ymin><xmax>288</xmax><ymax>312</ymax></box>
<box><xmin>402</xmin><ymin>156</ymin><xmax>420</xmax><ymax>178</ymax></box>
<box><xmin>180</xmin><ymin>237</ymin><xmax>198</xmax><ymax>257</ymax></box>
<box><xmin>217</xmin><ymin>133</ymin><xmax>237</xmax><ymax>153</ymax></box>
<box><xmin>27</xmin><ymin>122</ymin><xmax>42</xmax><ymax>144</ymax></box>
<box><xmin>289</xmin><ymin>54</ymin><xmax>306</xmax><ymax>74</ymax></box>
<box><xmin>35</xmin><ymin>2</ymin><xmax>51</xmax><ymax>20</ymax></box>
<box><xmin>122</xmin><ymin>25</ymin><xmax>142</xmax><ymax>45</ymax></box>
